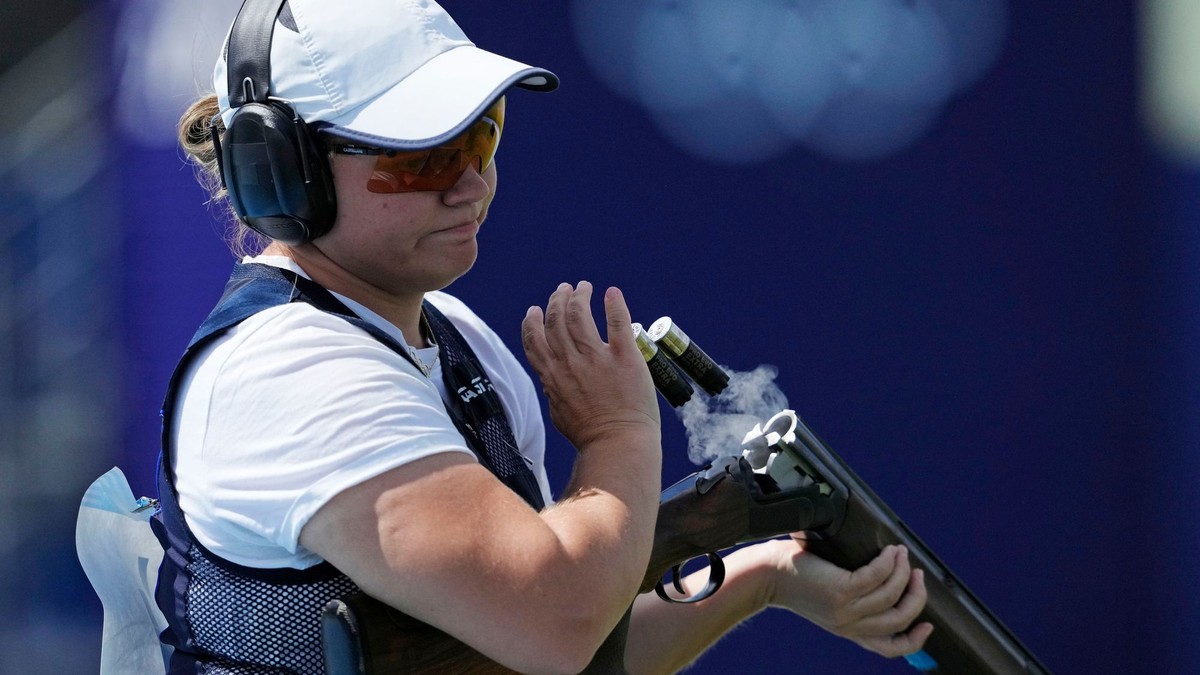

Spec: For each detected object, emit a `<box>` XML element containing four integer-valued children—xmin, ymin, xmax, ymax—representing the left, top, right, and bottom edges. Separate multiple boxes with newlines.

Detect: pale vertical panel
<box><xmin>1142</xmin><ymin>0</ymin><xmax>1200</xmax><ymax>161</ymax></box>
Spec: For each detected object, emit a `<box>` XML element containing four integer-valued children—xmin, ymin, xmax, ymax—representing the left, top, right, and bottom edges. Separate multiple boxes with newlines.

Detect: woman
<box><xmin>159</xmin><ymin>0</ymin><xmax>931</xmax><ymax>672</ymax></box>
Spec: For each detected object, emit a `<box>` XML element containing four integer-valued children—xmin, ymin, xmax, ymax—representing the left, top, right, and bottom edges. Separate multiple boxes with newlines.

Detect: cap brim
<box><xmin>314</xmin><ymin>45</ymin><xmax>558</xmax><ymax>150</ymax></box>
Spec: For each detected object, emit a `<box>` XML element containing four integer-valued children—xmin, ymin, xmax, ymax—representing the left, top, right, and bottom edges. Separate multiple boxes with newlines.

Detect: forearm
<box><xmin>542</xmin><ymin>431</ymin><xmax>663</xmax><ymax>622</ymax></box>
<box><xmin>303</xmin><ymin>449</ymin><xmax>664</xmax><ymax>674</ymax></box>
<box><xmin>624</xmin><ymin>541</ymin><xmax>781</xmax><ymax>675</ymax></box>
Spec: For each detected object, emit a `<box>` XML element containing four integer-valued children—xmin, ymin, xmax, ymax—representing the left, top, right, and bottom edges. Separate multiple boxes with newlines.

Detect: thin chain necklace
<box><xmin>408</xmin><ymin>310</ymin><xmax>436</xmax><ymax>378</ymax></box>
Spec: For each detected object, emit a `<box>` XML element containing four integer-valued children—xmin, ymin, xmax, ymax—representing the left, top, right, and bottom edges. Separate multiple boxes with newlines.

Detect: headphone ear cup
<box><xmin>220</xmin><ymin>101</ymin><xmax>337</xmax><ymax>245</ymax></box>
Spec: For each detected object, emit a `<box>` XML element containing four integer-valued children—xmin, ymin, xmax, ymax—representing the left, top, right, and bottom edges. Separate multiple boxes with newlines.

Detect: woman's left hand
<box><xmin>764</xmin><ymin>538</ymin><xmax>934</xmax><ymax>658</ymax></box>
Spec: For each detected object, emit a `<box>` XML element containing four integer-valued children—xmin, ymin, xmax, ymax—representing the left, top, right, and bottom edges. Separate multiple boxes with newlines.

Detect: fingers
<box><xmin>828</xmin><ymin>546</ymin><xmax>933</xmax><ymax>655</ymax></box>
<box><xmin>566</xmin><ymin>282</ymin><xmax>602</xmax><ymax>348</ymax></box>
<box><xmin>848</xmin><ymin>567</ymin><xmax>929</xmax><ymax>640</ymax></box>
<box><xmin>541</xmin><ymin>282</ymin><xmax>575</xmax><ymax>359</ymax></box>
<box><xmin>857</xmin><ymin>619</ymin><xmax>934</xmax><ymax>659</ymax></box>
<box><xmin>850</xmin><ymin>546</ymin><xmax>911</xmax><ymax>615</ymax></box>
<box><xmin>521</xmin><ymin>304</ymin><xmax>550</xmax><ymax>374</ymax></box>
<box><xmin>603</xmin><ymin>286</ymin><xmax>636</xmax><ymax>356</ymax></box>
<box><xmin>519</xmin><ymin>281</ymin><xmax>660</xmax><ymax>449</ymax></box>
<box><xmin>520</xmin><ymin>281</ymin><xmax>632</xmax><ymax>389</ymax></box>
<box><xmin>890</xmin><ymin>569</ymin><xmax>929</xmax><ymax>629</ymax></box>
<box><xmin>538</xmin><ymin>281</ymin><xmax>606</xmax><ymax>356</ymax></box>
<box><xmin>849</xmin><ymin>558</ymin><xmax>932</xmax><ymax>658</ymax></box>
<box><xmin>845</xmin><ymin>545</ymin><xmax>902</xmax><ymax>597</ymax></box>
<box><xmin>773</xmin><ymin>541</ymin><xmax>933</xmax><ymax>660</ymax></box>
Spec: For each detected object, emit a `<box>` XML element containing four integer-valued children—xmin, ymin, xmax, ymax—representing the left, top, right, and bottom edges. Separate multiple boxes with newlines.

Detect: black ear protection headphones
<box><xmin>211</xmin><ymin>0</ymin><xmax>337</xmax><ymax>245</ymax></box>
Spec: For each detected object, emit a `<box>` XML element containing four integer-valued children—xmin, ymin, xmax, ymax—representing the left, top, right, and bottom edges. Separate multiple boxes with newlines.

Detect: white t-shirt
<box><xmin>171</xmin><ymin>256</ymin><xmax>551</xmax><ymax>569</ymax></box>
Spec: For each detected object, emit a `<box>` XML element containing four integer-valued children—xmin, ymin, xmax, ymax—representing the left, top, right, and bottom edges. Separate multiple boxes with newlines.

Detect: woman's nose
<box><xmin>442</xmin><ymin>163</ymin><xmax>491</xmax><ymax>207</ymax></box>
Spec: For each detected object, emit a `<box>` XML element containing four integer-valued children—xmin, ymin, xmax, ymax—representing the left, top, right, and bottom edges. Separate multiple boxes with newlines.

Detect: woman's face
<box><xmin>311</xmin><ymin>152</ymin><xmax>499</xmax><ymax>296</ymax></box>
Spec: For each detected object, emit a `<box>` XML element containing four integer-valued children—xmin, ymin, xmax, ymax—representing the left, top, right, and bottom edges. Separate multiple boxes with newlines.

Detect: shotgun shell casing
<box><xmin>632</xmin><ymin>323</ymin><xmax>694</xmax><ymax>407</ymax></box>
<box><xmin>647</xmin><ymin>317</ymin><xmax>730</xmax><ymax>396</ymax></box>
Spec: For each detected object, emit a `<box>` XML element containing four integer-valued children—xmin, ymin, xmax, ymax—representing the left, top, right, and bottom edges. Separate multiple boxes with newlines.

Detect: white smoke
<box><xmin>676</xmin><ymin>364</ymin><xmax>790</xmax><ymax>465</ymax></box>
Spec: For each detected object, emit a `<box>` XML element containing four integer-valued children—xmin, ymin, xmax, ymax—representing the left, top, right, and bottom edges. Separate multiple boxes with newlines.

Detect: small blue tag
<box><xmin>905</xmin><ymin>650</ymin><xmax>939</xmax><ymax>671</ymax></box>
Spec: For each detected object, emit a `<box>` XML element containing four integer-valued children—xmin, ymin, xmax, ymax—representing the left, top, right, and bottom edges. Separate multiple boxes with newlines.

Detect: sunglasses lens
<box><xmin>365</xmin><ymin>97</ymin><xmax>505</xmax><ymax>194</ymax></box>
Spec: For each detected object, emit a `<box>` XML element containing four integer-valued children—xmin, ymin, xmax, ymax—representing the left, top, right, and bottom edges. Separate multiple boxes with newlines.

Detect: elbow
<box><xmin>504</xmin><ymin>610</ymin><xmax>622</xmax><ymax>675</ymax></box>
<box><xmin>560</xmin><ymin>615</ymin><xmax>620</xmax><ymax>675</ymax></box>
<box><xmin>496</xmin><ymin>550</ymin><xmax>640</xmax><ymax>672</ymax></box>
<box><xmin>528</xmin><ymin>647</ymin><xmax>597</xmax><ymax>675</ymax></box>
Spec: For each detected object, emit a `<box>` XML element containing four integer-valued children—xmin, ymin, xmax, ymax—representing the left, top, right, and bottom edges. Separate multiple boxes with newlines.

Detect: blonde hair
<box><xmin>177</xmin><ymin>94</ymin><xmax>270</xmax><ymax>258</ymax></box>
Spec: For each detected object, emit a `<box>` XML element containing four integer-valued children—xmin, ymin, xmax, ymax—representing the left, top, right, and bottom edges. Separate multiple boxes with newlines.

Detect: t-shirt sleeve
<box><xmin>172</xmin><ymin>303</ymin><xmax>475</xmax><ymax>568</ymax></box>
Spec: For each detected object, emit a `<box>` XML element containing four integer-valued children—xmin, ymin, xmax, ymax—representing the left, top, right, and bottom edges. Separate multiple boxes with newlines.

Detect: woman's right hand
<box><xmin>521</xmin><ymin>281</ymin><xmax>660</xmax><ymax>452</ymax></box>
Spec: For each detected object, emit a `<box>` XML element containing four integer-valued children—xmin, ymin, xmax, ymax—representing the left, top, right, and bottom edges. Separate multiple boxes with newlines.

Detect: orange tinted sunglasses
<box><xmin>329</xmin><ymin>96</ymin><xmax>505</xmax><ymax>193</ymax></box>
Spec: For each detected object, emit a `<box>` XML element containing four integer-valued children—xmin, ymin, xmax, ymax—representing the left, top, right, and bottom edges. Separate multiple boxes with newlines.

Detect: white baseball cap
<box><xmin>213</xmin><ymin>0</ymin><xmax>558</xmax><ymax>150</ymax></box>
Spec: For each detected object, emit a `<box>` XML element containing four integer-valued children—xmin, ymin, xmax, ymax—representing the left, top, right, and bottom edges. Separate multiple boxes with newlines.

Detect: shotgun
<box><xmin>321</xmin><ymin>408</ymin><xmax>1050</xmax><ymax>673</ymax></box>
<box><xmin>320</xmin><ymin>320</ymin><xmax>1052</xmax><ymax>674</ymax></box>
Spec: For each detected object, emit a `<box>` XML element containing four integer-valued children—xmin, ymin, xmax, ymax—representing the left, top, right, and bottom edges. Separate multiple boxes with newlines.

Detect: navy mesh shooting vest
<box><xmin>151</xmin><ymin>263</ymin><xmax>545</xmax><ymax>674</ymax></box>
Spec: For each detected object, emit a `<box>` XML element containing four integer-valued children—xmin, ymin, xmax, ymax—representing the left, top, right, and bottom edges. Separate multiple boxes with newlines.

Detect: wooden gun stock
<box><xmin>322</xmin><ymin>593</ymin><xmax>521</xmax><ymax>675</ymax></box>
<box><xmin>637</xmin><ymin>455</ymin><xmax>839</xmax><ymax>597</ymax></box>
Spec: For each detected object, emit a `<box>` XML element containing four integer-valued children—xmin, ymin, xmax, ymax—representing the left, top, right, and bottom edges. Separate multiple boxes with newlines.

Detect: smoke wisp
<box><xmin>676</xmin><ymin>364</ymin><xmax>789</xmax><ymax>465</ymax></box>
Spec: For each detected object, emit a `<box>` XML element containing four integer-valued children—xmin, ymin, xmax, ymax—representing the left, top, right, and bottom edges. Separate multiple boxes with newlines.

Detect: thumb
<box><xmin>604</xmin><ymin>287</ymin><xmax>635</xmax><ymax>354</ymax></box>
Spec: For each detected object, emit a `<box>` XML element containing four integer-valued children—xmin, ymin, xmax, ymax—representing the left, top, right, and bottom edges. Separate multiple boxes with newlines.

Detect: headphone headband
<box><xmin>217</xmin><ymin>0</ymin><xmax>337</xmax><ymax>245</ymax></box>
<box><xmin>227</xmin><ymin>0</ymin><xmax>282</xmax><ymax>108</ymax></box>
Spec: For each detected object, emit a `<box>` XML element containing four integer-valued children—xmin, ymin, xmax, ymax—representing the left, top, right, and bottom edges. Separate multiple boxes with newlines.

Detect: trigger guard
<box><xmin>653</xmin><ymin>553</ymin><xmax>727</xmax><ymax>604</ymax></box>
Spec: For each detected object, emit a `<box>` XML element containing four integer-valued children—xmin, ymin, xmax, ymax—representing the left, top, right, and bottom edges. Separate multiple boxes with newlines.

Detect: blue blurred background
<box><xmin>3</xmin><ymin>0</ymin><xmax>1198</xmax><ymax>672</ymax></box>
